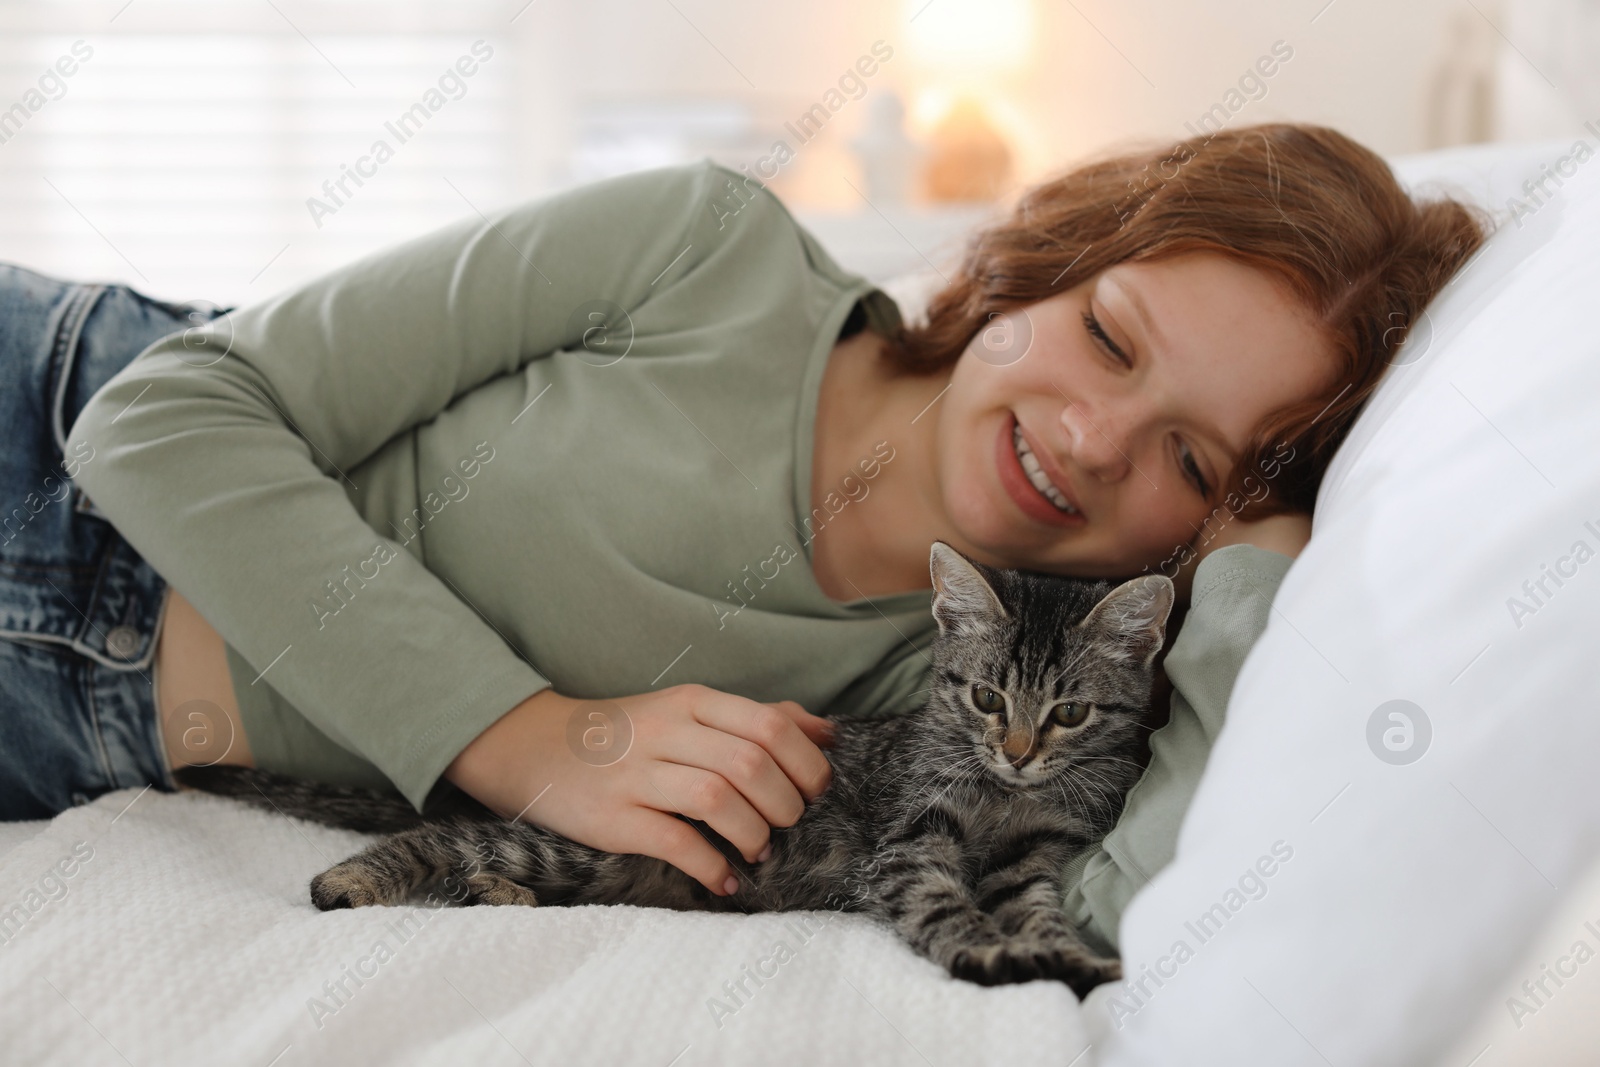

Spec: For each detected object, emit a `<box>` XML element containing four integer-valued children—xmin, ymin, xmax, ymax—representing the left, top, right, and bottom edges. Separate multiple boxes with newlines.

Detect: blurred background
<box><xmin>0</xmin><ymin>0</ymin><xmax>1593</xmax><ymax>304</ymax></box>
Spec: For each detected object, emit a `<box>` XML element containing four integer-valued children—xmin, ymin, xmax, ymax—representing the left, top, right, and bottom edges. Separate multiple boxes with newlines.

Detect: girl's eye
<box><xmin>1178</xmin><ymin>439</ymin><xmax>1211</xmax><ymax>498</ymax></box>
<box><xmin>1084</xmin><ymin>306</ymin><xmax>1211</xmax><ymax>498</ymax></box>
<box><xmin>971</xmin><ymin>685</ymin><xmax>1006</xmax><ymax>714</ymax></box>
<box><xmin>1052</xmin><ymin>701</ymin><xmax>1091</xmax><ymax>729</ymax></box>
<box><xmin>1081</xmin><ymin>311</ymin><xmax>1131</xmax><ymax>366</ymax></box>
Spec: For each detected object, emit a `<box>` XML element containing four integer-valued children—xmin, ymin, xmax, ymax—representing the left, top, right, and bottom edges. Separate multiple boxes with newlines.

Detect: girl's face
<box><xmin>933</xmin><ymin>252</ymin><xmax>1337</xmax><ymax>577</ymax></box>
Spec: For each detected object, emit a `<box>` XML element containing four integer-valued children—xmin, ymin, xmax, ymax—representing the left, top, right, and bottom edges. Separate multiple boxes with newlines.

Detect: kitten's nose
<box><xmin>1002</xmin><ymin>725</ymin><xmax>1036</xmax><ymax>769</ymax></box>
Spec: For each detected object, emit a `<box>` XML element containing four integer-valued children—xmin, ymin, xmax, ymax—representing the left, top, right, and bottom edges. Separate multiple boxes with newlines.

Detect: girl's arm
<box><xmin>68</xmin><ymin>160</ymin><xmax>844</xmax><ymax>895</ymax></box>
<box><xmin>1060</xmin><ymin>513</ymin><xmax>1310</xmax><ymax>953</ymax></box>
<box><xmin>65</xmin><ymin>161</ymin><xmax>839</xmax><ymax>896</ymax></box>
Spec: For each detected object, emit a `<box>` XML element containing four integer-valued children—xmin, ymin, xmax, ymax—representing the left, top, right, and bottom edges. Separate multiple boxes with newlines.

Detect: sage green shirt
<box><xmin>66</xmin><ymin>158</ymin><xmax>1293</xmax><ymax>949</ymax></box>
<box><xmin>1062</xmin><ymin>542</ymin><xmax>1293</xmax><ymax>953</ymax></box>
<box><xmin>69</xmin><ymin>159</ymin><xmax>935</xmax><ymax>811</ymax></box>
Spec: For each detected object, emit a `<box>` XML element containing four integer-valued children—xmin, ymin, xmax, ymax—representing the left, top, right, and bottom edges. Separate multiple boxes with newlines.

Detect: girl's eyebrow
<box><xmin>1119</xmin><ymin>280</ymin><xmax>1168</xmax><ymax>355</ymax></box>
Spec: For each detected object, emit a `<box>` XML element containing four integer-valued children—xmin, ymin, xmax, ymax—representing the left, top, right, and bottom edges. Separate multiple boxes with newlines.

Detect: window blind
<box><xmin>0</xmin><ymin>1</ymin><xmax>515</xmax><ymax>305</ymax></box>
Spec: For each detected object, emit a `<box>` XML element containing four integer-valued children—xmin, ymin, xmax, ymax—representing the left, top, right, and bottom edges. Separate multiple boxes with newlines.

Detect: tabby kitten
<box><xmin>179</xmin><ymin>541</ymin><xmax>1172</xmax><ymax>996</ymax></box>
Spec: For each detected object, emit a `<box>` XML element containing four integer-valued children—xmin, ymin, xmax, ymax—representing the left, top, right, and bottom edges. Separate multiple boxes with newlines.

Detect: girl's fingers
<box><xmin>637</xmin><ymin>757</ymin><xmax>774</xmax><ymax>865</ymax></box>
<box><xmin>768</xmin><ymin>700</ymin><xmax>839</xmax><ymax>748</ymax></box>
<box><xmin>615</xmin><ymin>805</ymin><xmax>743</xmax><ymax>897</ymax></box>
<box><xmin>691</xmin><ymin>692</ymin><xmax>835</xmax><ymax>803</ymax></box>
<box><xmin>650</xmin><ymin>721</ymin><xmax>807</xmax><ymax>837</ymax></box>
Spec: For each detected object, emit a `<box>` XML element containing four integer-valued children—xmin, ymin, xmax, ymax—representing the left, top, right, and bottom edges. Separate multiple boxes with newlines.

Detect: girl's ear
<box><xmin>928</xmin><ymin>541</ymin><xmax>1007</xmax><ymax>636</ymax></box>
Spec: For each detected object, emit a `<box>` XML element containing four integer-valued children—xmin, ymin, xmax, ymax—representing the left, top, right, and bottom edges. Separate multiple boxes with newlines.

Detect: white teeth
<box><xmin>1013</xmin><ymin>425</ymin><xmax>1077</xmax><ymax>514</ymax></box>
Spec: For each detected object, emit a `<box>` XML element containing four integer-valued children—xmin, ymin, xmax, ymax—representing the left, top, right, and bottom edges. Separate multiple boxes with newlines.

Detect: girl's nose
<box><xmin>1059</xmin><ymin>397</ymin><xmax>1134</xmax><ymax>481</ymax></box>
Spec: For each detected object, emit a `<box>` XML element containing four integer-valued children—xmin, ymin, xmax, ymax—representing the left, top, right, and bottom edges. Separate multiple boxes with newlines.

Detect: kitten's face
<box><xmin>927</xmin><ymin>541</ymin><xmax>1175</xmax><ymax>791</ymax></box>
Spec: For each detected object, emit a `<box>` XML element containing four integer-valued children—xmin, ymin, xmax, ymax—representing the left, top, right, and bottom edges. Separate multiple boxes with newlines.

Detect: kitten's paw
<box><xmin>948</xmin><ymin>943</ymin><xmax>1044</xmax><ymax>986</ymax></box>
<box><xmin>1055</xmin><ymin>953</ymin><xmax>1121</xmax><ymax>999</ymax></box>
<box><xmin>310</xmin><ymin>868</ymin><xmax>384</xmax><ymax>911</ymax></box>
<box><xmin>947</xmin><ymin>943</ymin><xmax>1121</xmax><ymax>997</ymax></box>
<box><xmin>462</xmin><ymin>872</ymin><xmax>540</xmax><ymax>907</ymax></box>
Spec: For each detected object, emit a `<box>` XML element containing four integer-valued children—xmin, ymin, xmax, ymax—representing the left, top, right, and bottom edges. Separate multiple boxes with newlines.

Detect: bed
<box><xmin>3</xmin><ymin>136</ymin><xmax>1597</xmax><ymax>1066</ymax></box>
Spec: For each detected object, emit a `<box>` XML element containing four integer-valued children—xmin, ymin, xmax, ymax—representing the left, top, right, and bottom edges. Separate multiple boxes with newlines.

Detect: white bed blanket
<box><xmin>0</xmin><ymin>788</ymin><xmax>1092</xmax><ymax>1066</ymax></box>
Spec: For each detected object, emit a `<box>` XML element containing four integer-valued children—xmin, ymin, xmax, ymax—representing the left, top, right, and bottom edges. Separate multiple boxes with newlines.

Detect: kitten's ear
<box><xmin>929</xmin><ymin>541</ymin><xmax>1008</xmax><ymax>636</ymax></box>
<box><xmin>1079</xmin><ymin>575</ymin><xmax>1175</xmax><ymax>666</ymax></box>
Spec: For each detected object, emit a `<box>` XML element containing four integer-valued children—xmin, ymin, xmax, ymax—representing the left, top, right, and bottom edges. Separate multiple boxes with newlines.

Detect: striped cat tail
<box><xmin>173</xmin><ymin>765</ymin><xmax>437</xmax><ymax>834</ymax></box>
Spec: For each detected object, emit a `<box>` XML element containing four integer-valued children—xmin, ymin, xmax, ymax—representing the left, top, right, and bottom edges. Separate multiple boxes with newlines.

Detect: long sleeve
<box><xmin>1061</xmin><ymin>544</ymin><xmax>1296</xmax><ymax>953</ymax></box>
<box><xmin>65</xmin><ymin>161</ymin><xmax>736</xmax><ymax>811</ymax></box>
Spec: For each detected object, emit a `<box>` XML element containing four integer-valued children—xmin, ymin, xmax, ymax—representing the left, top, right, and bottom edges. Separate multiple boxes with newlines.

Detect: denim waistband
<box><xmin>0</xmin><ymin>266</ymin><xmax>222</xmax><ymax>671</ymax></box>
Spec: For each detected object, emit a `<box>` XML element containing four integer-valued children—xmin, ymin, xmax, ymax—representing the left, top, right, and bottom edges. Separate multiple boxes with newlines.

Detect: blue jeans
<box><xmin>0</xmin><ymin>264</ymin><xmax>227</xmax><ymax>820</ymax></box>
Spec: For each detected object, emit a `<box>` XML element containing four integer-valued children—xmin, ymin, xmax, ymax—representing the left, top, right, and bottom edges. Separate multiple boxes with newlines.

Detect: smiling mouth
<box><xmin>1012</xmin><ymin>423</ymin><xmax>1079</xmax><ymax>515</ymax></box>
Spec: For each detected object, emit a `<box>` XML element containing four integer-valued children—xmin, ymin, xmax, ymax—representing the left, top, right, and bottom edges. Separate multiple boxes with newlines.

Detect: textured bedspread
<box><xmin>0</xmin><ymin>788</ymin><xmax>1093</xmax><ymax>1066</ymax></box>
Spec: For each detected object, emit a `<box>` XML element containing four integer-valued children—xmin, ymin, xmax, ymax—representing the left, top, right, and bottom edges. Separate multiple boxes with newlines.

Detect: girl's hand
<box><xmin>1193</xmin><ymin>510</ymin><xmax>1312</xmax><ymax>562</ymax></box>
<box><xmin>443</xmin><ymin>685</ymin><xmax>837</xmax><ymax>897</ymax></box>
<box><xmin>1170</xmin><ymin>510</ymin><xmax>1313</xmax><ymax>603</ymax></box>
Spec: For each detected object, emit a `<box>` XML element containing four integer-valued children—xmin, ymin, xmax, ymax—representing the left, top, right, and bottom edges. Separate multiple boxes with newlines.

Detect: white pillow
<box><xmin>1440</xmin><ymin>849</ymin><xmax>1600</xmax><ymax>1065</ymax></box>
<box><xmin>1084</xmin><ymin>142</ymin><xmax>1600</xmax><ymax>1066</ymax></box>
<box><xmin>1387</xmin><ymin>138</ymin><xmax>1574</xmax><ymax>217</ymax></box>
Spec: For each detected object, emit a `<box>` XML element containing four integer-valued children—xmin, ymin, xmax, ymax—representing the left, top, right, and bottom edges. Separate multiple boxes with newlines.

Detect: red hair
<box><xmin>881</xmin><ymin>123</ymin><xmax>1492</xmax><ymax>514</ymax></box>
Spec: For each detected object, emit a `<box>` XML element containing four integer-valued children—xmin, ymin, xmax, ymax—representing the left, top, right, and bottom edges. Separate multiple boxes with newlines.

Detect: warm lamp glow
<box><xmin>904</xmin><ymin>0</ymin><xmax>1034</xmax><ymax>72</ymax></box>
<box><xmin>919</xmin><ymin>96</ymin><xmax>1014</xmax><ymax>202</ymax></box>
<box><xmin>909</xmin><ymin>86</ymin><xmax>1029</xmax><ymax>157</ymax></box>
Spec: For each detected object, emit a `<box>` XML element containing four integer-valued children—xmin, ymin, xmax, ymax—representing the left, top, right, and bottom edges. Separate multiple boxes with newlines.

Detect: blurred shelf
<box><xmin>791</xmin><ymin>202</ymin><xmax>998</xmax><ymax>284</ymax></box>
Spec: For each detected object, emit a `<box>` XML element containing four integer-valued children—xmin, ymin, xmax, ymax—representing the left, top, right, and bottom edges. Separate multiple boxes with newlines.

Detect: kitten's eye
<box><xmin>1051</xmin><ymin>701</ymin><xmax>1091</xmax><ymax>728</ymax></box>
<box><xmin>971</xmin><ymin>685</ymin><xmax>1006</xmax><ymax>715</ymax></box>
